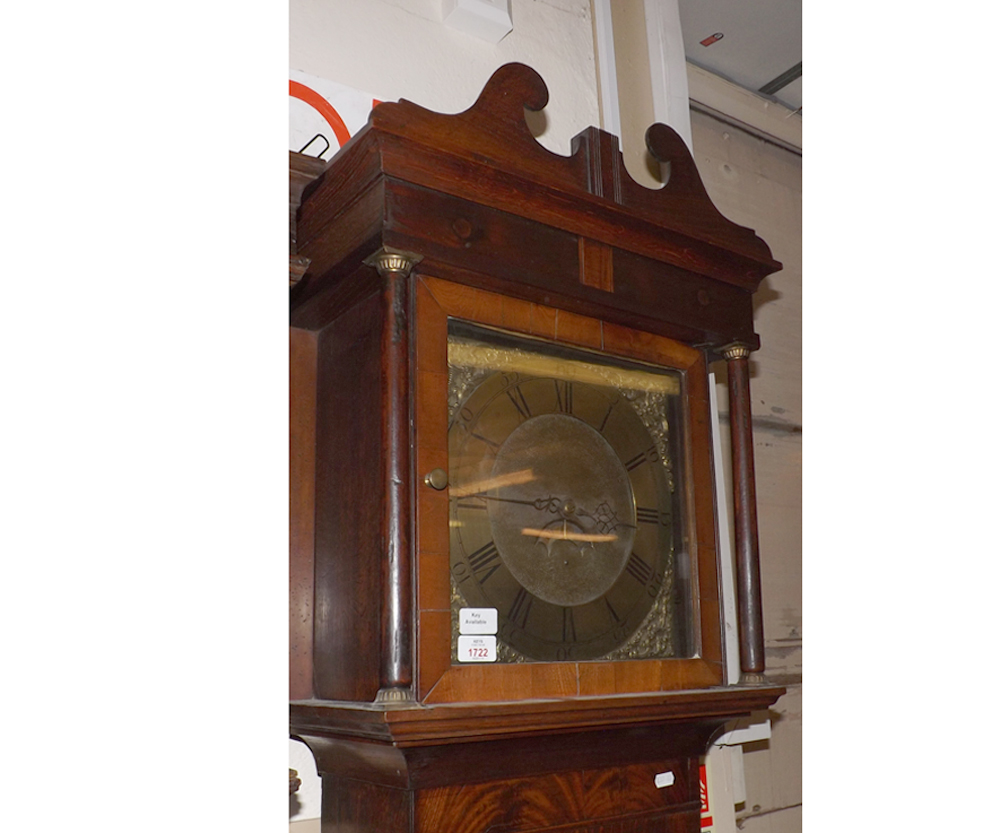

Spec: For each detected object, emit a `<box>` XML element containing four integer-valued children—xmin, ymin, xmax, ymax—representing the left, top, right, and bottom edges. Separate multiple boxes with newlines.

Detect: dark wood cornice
<box><xmin>289</xmin><ymin>150</ymin><xmax>327</xmax><ymax>253</ymax></box>
<box><xmin>290</xmin><ymin>686</ymin><xmax>784</xmax><ymax>747</ymax></box>
<box><xmin>292</xmin><ymin>64</ymin><xmax>781</xmax><ymax>344</ymax></box>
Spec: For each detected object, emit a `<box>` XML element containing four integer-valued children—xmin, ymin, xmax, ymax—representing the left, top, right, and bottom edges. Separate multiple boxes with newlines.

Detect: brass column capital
<box><xmin>365</xmin><ymin>247</ymin><xmax>423</xmax><ymax>277</ymax></box>
<box><xmin>720</xmin><ymin>342</ymin><xmax>753</xmax><ymax>361</ymax></box>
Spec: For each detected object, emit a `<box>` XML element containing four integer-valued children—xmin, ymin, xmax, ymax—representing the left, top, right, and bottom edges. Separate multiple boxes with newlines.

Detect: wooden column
<box><xmin>369</xmin><ymin>249</ymin><xmax>420</xmax><ymax>704</ymax></box>
<box><xmin>722</xmin><ymin>343</ymin><xmax>767</xmax><ymax>683</ymax></box>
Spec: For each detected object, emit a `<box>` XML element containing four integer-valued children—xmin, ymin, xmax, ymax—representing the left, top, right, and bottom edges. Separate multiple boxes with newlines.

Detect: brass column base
<box><xmin>374</xmin><ymin>686</ymin><xmax>414</xmax><ymax>707</ymax></box>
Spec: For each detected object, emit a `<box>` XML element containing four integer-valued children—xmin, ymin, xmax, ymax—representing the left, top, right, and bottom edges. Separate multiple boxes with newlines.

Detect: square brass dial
<box><xmin>447</xmin><ymin>321</ymin><xmax>695</xmax><ymax>665</ymax></box>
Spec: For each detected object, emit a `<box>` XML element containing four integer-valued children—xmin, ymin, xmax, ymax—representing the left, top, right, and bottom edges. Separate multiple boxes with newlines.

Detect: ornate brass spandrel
<box><xmin>627</xmin><ymin>390</ymin><xmax>676</xmax><ymax>495</ymax></box>
<box><xmin>448</xmin><ymin>341</ymin><xmax>681</xmax><ymax>397</ymax></box>
<box><xmin>448</xmin><ymin>360</ymin><xmax>493</xmax><ymax>423</ymax></box>
<box><xmin>604</xmin><ymin>572</ymin><xmax>677</xmax><ymax>660</ymax></box>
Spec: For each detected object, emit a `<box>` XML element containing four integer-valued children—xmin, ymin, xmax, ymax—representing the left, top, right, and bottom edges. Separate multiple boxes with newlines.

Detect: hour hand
<box><xmin>531</xmin><ymin>496</ymin><xmax>564</xmax><ymax>513</ymax></box>
<box><xmin>576</xmin><ymin>504</ymin><xmax>637</xmax><ymax>533</ymax></box>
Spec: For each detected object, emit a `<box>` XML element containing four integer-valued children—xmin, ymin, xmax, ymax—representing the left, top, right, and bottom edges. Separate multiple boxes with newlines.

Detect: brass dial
<box><xmin>448</xmin><ymin>344</ymin><xmax>678</xmax><ymax>663</ymax></box>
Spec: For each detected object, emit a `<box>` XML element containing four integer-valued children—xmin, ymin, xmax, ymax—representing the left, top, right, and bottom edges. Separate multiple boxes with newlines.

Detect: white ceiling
<box><xmin>677</xmin><ymin>0</ymin><xmax>801</xmax><ymax>112</ymax></box>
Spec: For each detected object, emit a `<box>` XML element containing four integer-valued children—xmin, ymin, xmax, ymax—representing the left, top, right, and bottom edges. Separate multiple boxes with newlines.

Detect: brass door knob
<box><xmin>423</xmin><ymin>468</ymin><xmax>448</xmax><ymax>490</ymax></box>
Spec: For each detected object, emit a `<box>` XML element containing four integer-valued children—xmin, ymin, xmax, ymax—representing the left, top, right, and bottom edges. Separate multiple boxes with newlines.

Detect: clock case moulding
<box><xmin>289</xmin><ymin>63</ymin><xmax>784</xmax><ymax>833</ymax></box>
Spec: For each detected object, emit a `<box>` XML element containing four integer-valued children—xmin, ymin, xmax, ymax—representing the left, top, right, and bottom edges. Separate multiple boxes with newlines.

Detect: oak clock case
<box><xmin>289</xmin><ymin>62</ymin><xmax>786</xmax><ymax>833</ymax></box>
<box><xmin>447</xmin><ymin>321</ymin><xmax>694</xmax><ymax>665</ymax></box>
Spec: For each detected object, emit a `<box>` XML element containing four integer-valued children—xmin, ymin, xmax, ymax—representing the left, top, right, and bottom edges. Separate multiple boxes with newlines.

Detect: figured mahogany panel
<box><xmin>312</xmin><ymin>289</ymin><xmax>385</xmax><ymax>701</ymax></box>
<box><xmin>319</xmin><ymin>771</ymin><xmax>697</xmax><ymax>833</ymax></box>
<box><xmin>414</xmin><ymin>763</ymin><xmax>699</xmax><ymax>833</ymax></box>
<box><xmin>413</xmin><ymin>276</ymin><xmax>724</xmax><ymax>703</ymax></box>
<box><xmin>405</xmin><ymin>724</ymin><xmax>706</xmax><ymax>789</ymax></box>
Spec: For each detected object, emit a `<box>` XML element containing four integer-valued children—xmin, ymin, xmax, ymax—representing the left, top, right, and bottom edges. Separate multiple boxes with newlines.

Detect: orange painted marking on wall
<box><xmin>289</xmin><ymin>80</ymin><xmax>352</xmax><ymax>148</ymax></box>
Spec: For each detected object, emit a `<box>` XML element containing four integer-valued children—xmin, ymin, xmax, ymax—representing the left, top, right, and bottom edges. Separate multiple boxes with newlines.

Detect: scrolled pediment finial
<box><xmin>644</xmin><ymin>121</ymin><xmax>710</xmax><ymax>198</ymax></box>
<box><xmin>473</xmin><ymin>61</ymin><xmax>549</xmax><ymax>116</ymax></box>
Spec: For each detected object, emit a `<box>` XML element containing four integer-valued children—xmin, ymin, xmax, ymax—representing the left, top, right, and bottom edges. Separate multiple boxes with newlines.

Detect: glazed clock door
<box><xmin>413</xmin><ymin>276</ymin><xmax>725</xmax><ymax>703</ymax></box>
<box><xmin>447</xmin><ymin>321</ymin><xmax>693</xmax><ymax>664</ymax></box>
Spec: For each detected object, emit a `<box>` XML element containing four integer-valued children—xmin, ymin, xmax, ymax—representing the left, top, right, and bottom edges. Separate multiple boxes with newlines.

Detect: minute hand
<box><xmin>462</xmin><ymin>493</ymin><xmax>563</xmax><ymax>512</ymax></box>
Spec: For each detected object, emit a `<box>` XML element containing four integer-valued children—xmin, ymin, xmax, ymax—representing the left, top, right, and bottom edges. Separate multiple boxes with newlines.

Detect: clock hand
<box><xmin>575</xmin><ymin>505</ymin><xmax>637</xmax><ymax>533</ymax></box>
<box><xmin>460</xmin><ymin>493</ymin><xmax>565</xmax><ymax>513</ymax></box>
<box><xmin>460</xmin><ymin>493</ymin><xmax>637</xmax><ymax>531</ymax></box>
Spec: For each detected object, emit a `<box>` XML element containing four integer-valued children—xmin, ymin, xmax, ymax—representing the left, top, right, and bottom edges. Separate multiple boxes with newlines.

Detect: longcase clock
<box><xmin>289</xmin><ymin>63</ymin><xmax>784</xmax><ymax>833</ymax></box>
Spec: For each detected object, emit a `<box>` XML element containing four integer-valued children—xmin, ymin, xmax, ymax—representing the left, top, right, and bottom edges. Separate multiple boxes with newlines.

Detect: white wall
<box><xmin>692</xmin><ymin>105</ymin><xmax>802</xmax><ymax>832</ymax></box>
<box><xmin>290</xmin><ymin>0</ymin><xmax>600</xmax><ymax>156</ymax></box>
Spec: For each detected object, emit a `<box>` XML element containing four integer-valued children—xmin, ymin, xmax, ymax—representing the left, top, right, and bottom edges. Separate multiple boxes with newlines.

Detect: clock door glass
<box><xmin>447</xmin><ymin>321</ymin><xmax>695</xmax><ymax>664</ymax></box>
